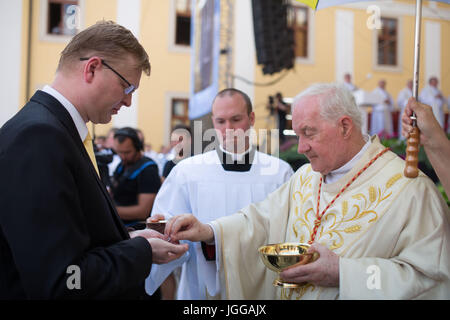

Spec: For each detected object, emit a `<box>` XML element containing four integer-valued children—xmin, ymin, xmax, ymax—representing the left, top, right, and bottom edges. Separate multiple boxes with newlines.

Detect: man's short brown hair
<box><xmin>58</xmin><ymin>20</ymin><xmax>151</xmax><ymax>76</ymax></box>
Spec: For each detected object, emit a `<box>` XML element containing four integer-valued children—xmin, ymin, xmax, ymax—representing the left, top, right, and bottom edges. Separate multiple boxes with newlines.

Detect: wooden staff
<box><xmin>404</xmin><ymin>0</ymin><xmax>422</xmax><ymax>178</ymax></box>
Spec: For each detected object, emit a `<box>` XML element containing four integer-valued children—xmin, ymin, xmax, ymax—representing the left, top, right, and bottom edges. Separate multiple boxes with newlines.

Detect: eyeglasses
<box><xmin>80</xmin><ymin>58</ymin><xmax>136</xmax><ymax>95</ymax></box>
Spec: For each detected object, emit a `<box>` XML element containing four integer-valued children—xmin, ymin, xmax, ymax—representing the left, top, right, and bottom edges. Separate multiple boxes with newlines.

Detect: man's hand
<box><xmin>165</xmin><ymin>214</ymin><xmax>215</xmax><ymax>243</ymax></box>
<box><xmin>129</xmin><ymin>228</ymin><xmax>167</xmax><ymax>241</ymax></box>
<box><xmin>401</xmin><ymin>97</ymin><xmax>443</xmax><ymax>149</ymax></box>
<box><xmin>279</xmin><ymin>243</ymin><xmax>339</xmax><ymax>287</ymax></box>
<box><xmin>129</xmin><ymin>228</ymin><xmax>188</xmax><ymax>264</ymax></box>
<box><xmin>147</xmin><ymin>238</ymin><xmax>188</xmax><ymax>264</ymax></box>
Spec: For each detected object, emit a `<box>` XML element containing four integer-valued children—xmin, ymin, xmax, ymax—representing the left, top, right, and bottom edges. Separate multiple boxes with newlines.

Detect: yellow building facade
<box><xmin>1</xmin><ymin>0</ymin><xmax>449</xmax><ymax>150</ymax></box>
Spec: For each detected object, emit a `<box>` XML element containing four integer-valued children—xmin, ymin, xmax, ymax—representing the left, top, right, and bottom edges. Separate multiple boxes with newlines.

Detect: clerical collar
<box><xmin>219</xmin><ymin>144</ymin><xmax>252</xmax><ymax>161</ymax></box>
<box><xmin>216</xmin><ymin>145</ymin><xmax>255</xmax><ymax>172</ymax></box>
<box><xmin>324</xmin><ymin>135</ymin><xmax>371</xmax><ymax>184</ymax></box>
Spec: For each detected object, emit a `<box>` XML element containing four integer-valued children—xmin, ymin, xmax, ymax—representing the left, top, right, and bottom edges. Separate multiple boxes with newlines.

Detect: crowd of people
<box><xmin>266</xmin><ymin>74</ymin><xmax>449</xmax><ymax>147</ymax></box>
<box><xmin>0</xmin><ymin>20</ymin><xmax>449</xmax><ymax>301</ymax></box>
<box><xmin>342</xmin><ymin>73</ymin><xmax>450</xmax><ymax>138</ymax></box>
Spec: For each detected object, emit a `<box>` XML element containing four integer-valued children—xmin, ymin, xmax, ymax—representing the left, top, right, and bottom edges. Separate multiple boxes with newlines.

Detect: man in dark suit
<box><xmin>0</xmin><ymin>21</ymin><xmax>187</xmax><ymax>299</ymax></box>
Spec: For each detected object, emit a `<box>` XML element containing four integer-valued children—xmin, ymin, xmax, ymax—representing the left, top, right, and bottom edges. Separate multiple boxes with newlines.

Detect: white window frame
<box><xmin>164</xmin><ymin>91</ymin><xmax>190</xmax><ymax>145</ymax></box>
<box><xmin>372</xmin><ymin>15</ymin><xmax>403</xmax><ymax>73</ymax></box>
<box><xmin>168</xmin><ymin>0</ymin><xmax>191</xmax><ymax>54</ymax></box>
<box><xmin>39</xmin><ymin>0</ymin><xmax>85</xmax><ymax>43</ymax></box>
<box><xmin>290</xmin><ymin>1</ymin><xmax>315</xmax><ymax>65</ymax></box>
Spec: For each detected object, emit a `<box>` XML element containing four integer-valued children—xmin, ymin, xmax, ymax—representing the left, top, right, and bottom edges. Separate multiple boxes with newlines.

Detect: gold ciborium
<box><xmin>258</xmin><ymin>242</ymin><xmax>319</xmax><ymax>288</ymax></box>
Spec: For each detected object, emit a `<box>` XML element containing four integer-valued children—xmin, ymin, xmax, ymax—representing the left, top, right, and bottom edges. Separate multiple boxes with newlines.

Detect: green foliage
<box><xmin>279</xmin><ymin>143</ymin><xmax>307</xmax><ymax>163</ymax></box>
<box><xmin>379</xmin><ymin>138</ymin><xmax>405</xmax><ymax>155</ymax></box>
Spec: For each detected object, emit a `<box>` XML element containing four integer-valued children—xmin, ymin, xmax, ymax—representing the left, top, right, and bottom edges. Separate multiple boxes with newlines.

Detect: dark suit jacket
<box><xmin>0</xmin><ymin>91</ymin><xmax>153</xmax><ymax>299</ymax></box>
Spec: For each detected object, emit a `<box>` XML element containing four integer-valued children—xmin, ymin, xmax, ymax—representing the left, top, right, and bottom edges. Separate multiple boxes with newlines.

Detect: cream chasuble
<box><xmin>211</xmin><ymin>136</ymin><xmax>450</xmax><ymax>299</ymax></box>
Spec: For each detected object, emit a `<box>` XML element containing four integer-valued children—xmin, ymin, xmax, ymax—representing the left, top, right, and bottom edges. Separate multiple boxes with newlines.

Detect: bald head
<box><xmin>212</xmin><ymin>88</ymin><xmax>252</xmax><ymax>116</ymax></box>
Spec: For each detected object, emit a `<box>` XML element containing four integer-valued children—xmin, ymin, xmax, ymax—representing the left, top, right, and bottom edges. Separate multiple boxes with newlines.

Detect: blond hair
<box><xmin>58</xmin><ymin>20</ymin><xmax>151</xmax><ymax>76</ymax></box>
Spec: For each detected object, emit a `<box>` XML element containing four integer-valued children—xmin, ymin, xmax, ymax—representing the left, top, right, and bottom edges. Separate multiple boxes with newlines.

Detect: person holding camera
<box><xmin>275</xmin><ymin>92</ymin><xmax>289</xmax><ymax>143</ymax></box>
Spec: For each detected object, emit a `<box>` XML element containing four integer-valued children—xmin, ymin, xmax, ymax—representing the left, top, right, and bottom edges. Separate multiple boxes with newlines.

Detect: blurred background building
<box><xmin>1</xmin><ymin>0</ymin><xmax>449</xmax><ymax>151</ymax></box>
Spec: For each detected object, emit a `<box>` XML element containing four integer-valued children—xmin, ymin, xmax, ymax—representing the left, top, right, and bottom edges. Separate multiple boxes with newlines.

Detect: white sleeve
<box><xmin>145</xmin><ymin>250</ymin><xmax>190</xmax><ymax>295</ymax></box>
<box><xmin>151</xmin><ymin>164</ymin><xmax>192</xmax><ymax>216</ymax></box>
<box><xmin>145</xmin><ymin>164</ymin><xmax>192</xmax><ymax>295</ymax></box>
<box><xmin>199</xmin><ymin>222</ymin><xmax>221</xmax><ymax>297</ymax></box>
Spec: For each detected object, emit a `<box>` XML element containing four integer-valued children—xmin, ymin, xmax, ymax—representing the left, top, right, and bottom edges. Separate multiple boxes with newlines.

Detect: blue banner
<box><xmin>189</xmin><ymin>0</ymin><xmax>221</xmax><ymax>119</ymax></box>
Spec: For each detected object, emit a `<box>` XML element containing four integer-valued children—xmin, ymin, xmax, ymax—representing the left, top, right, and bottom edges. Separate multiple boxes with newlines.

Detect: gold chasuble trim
<box><xmin>292</xmin><ymin>169</ymin><xmax>406</xmax><ymax>251</ymax></box>
<box><xmin>309</xmin><ymin>148</ymin><xmax>390</xmax><ymax>244</ymax></box>
<box><xmin>338</xmin><ymin>172</ymin><xmax>410</xmax><ymax>258</ymax></box>
<box><xmin>286</xmin><ymin>153</ymin><xmax>410</xmax><ymax>300</ymax></box>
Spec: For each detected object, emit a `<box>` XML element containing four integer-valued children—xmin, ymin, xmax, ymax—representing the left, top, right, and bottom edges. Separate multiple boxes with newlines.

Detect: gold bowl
<box><xmin>258</xmin><ymin>242</ymin><xmax>319</xmax><ymax>288</ymax></box>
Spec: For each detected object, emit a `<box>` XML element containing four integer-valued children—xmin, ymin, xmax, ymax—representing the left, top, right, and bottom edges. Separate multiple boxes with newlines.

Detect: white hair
<box><xmin>292</xmin><ymin>83</ymin><xmax>363</xmax><ymax>129</ymax></box>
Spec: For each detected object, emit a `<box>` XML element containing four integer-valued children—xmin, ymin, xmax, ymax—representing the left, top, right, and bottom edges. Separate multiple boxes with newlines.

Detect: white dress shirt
<box><xmin>42</xmin><ymin>85</ymin><xmax>88</xmax><ymax>142</ymax></box>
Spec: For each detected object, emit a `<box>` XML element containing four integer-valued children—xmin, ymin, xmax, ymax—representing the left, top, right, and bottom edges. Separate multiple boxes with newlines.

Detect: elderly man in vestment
<box><xmin>145</xmin><ymin>88</ymin><xmax>293</xmax><ymax>299</ymax></box>
<box><xmin>419</xmin><ymin>77</ymin><xmax>447</xmax><ymax>129</ymax></box>
<box><xmin>166</xmin><ymin>83</ymin><xmax>450</xmax><ymax>300</ymax></box>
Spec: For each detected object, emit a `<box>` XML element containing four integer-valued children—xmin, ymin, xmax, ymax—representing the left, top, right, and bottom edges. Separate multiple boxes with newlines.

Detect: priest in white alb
<box><xmin>342</xmin><ymin>73</ymin><xmax>357</xmax><ymax>92</ymax></box>
<box><xmin>370</xmin><ymin>79</ymin><xmax>395</xmax><ymax>136</ymax></box>
<box><xmin>396</xmin><ymin>79</ymin><xmax>413</xmax><ymax>139</ymax></box>
<box><xmin>166</xmin><ymin>83</ymin><xmax>450</xmax><ymax>300</ymax></box>
<box><xmin>419</xmin><ymin>76</ymin><xmax>446</xmax><ymax>129</ymax></box>
<box><xmin>145</xmin><ymin>88</ymin><xmax>293</xmax><ymax>299</ymax></box>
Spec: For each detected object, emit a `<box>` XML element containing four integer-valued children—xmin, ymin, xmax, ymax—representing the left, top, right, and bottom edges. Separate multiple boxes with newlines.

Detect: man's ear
<box><xmin>249</xmin><ymin>111</ymin><xmax>255</xmax><ymax>127</ymax></box>
<box><xmin>339</xmin><ymin>116</ymin><xmax>353</xmax><ymax>138</ymax></box>
<box><xmin>83</xmin><ymin>57</ymin><xmax>102</xmax><ymax>83</ymax></box>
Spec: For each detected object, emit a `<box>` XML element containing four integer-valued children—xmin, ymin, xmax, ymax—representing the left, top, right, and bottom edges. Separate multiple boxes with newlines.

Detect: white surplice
<box><xmin>145</xmin><ymin>149</ymin><xmax>294</xmax><ymax>299</ymax></box>
<box><xmin>210</xmin><ymin>136</ymin><xmax>450</xmax><ymax>299</ymax></box>
<box><xmin>370</xmin><ymin>87</ymin><xmax>394</xmax><ymax>136</ymax></box>
<box><xmin>396</xmin><ymin>87</ymin><xmax>413</xmax><ymax>139</ymax></box>
<box><xmin>343</xmin><ymin>82</ymin><xmax>358</xmax><ymax>92</ymax></box>
<box><xmin>419</xmin><ymin>86</ymin><xmax>446</xmax><ymax>128</ymax></box>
